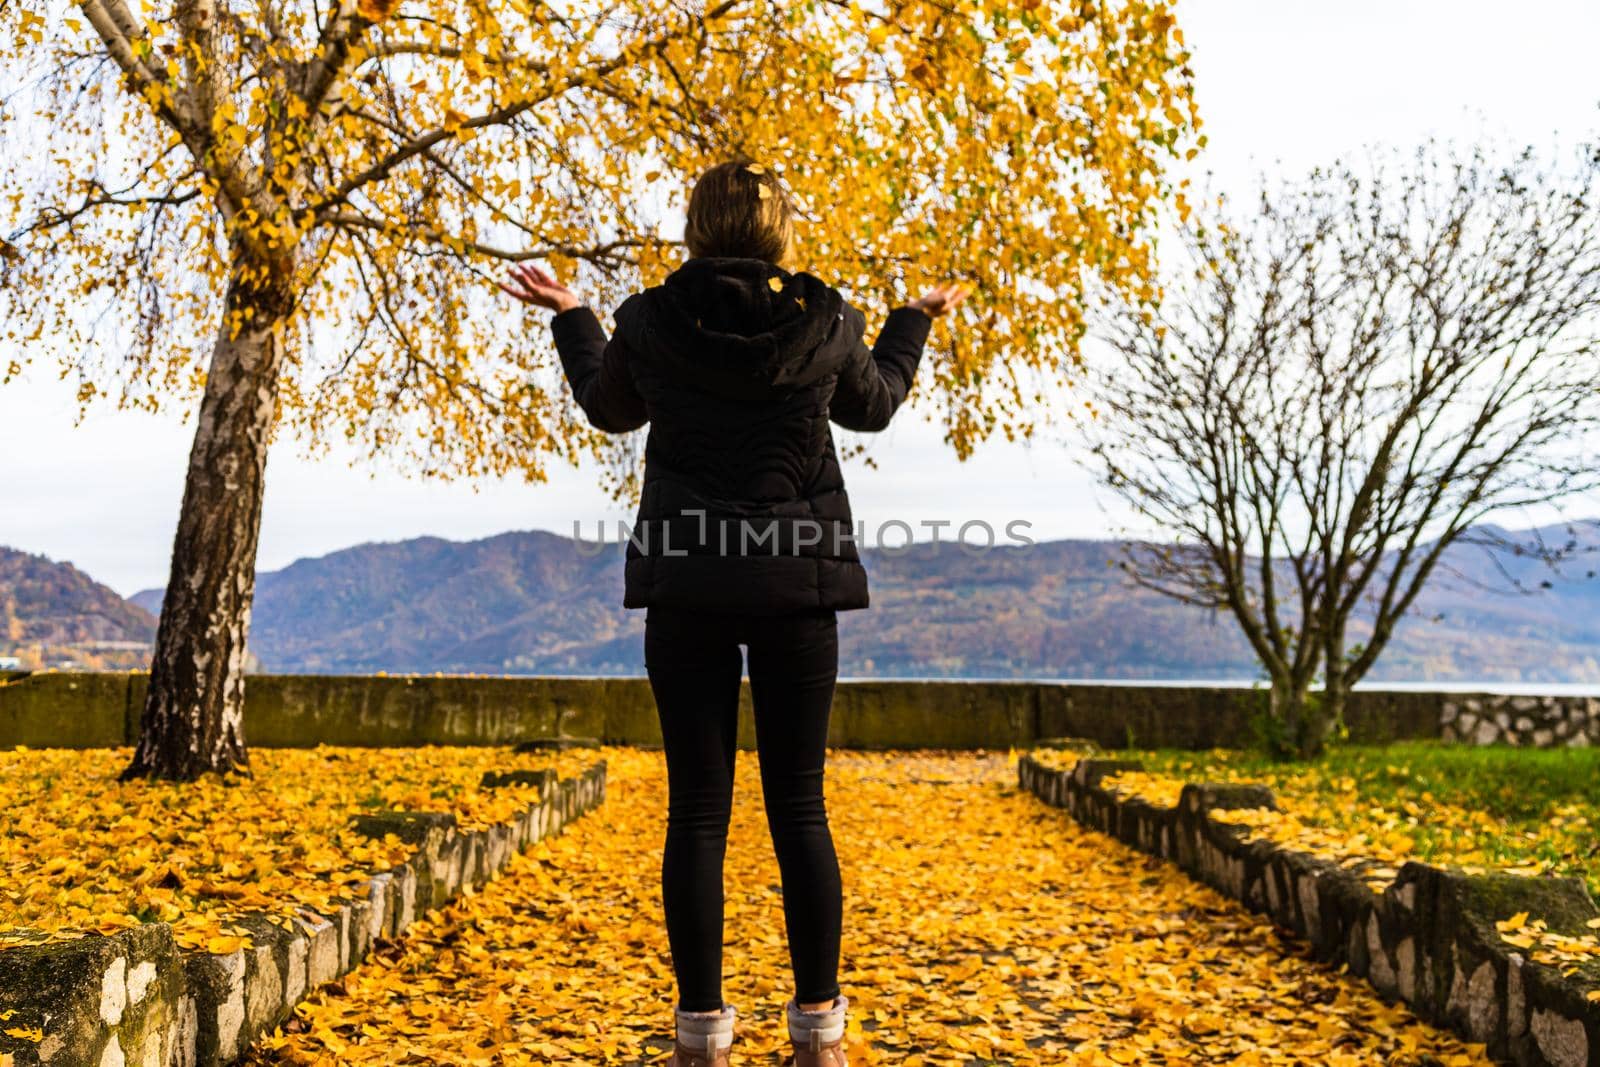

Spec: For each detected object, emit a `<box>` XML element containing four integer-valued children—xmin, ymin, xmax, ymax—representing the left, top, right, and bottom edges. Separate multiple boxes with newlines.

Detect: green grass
<box><xmin>1121</xmin><ymin>741</ymin><xmax>1600</xmax><ymax>898</ymax></box>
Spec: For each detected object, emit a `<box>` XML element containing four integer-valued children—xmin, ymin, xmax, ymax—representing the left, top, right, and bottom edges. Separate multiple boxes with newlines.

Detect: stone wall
<box><xmin>0</xmin><ymin>761</ymin><xmax>607</xmax><ymax>1067</ymax></box>
<box><xmin>0</xmin><ymin>671</ymin><xmax>1471</xmax><ymax>751</ymax></box>
<box><xmin>1018</xmin><ymin>755</ymin><xmax>1600</xmax><ymax>1067</ymax></box>
<box><xmin>1442</xmin><ymin>695</ymin><xmax>1599</xmax><ymax>748</ymax></box>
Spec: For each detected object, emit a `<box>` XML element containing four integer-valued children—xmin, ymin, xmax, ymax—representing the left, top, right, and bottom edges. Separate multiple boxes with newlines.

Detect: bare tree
<box><xmin>1086</xmin><ymin>141</ymin><xmax>1600</xmax><ymax>756</ymax></box>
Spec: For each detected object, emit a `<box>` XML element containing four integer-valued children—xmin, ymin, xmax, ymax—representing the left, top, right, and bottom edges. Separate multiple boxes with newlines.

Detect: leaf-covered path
<box><xmin>254</xmin><ymin>749</ymin><xmax>1489</xmax><ymax>1065</ymax></box>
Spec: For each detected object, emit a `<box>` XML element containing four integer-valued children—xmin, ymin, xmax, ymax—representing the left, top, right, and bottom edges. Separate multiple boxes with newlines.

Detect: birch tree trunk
<box><xmin>123</xmin><ymin>263</ymin><xmax>288</xmax><ymax>780</ymax></box>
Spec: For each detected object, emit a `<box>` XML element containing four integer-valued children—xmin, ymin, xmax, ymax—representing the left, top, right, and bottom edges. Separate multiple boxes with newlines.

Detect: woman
<box><xmin>500</xmin><ymin>160</ymin><xmax>968</xmax><ymax>1067</ymax></box>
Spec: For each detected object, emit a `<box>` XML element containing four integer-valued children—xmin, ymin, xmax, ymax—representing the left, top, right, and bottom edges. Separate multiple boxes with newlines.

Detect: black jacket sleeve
<box><xmin>548</xmin><ymin>305</ymin><xmax>648</xmax><ymax>434</ymax></box>
<box><xmin>829</xmin><ymin>305</ymin><xmax>933</xmax><ymax>432</ymax></box>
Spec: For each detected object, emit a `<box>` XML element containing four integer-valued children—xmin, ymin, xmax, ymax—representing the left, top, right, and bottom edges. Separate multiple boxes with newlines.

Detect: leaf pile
<box><xmin>253</xmin><ymin>749</ymin><xmax>1489</xmax><ymax>1065</ymax></box>
<box><xmin>0</xmin><ymin>745</ymin><xmax>594</xmax><ymax>950</ymax></box>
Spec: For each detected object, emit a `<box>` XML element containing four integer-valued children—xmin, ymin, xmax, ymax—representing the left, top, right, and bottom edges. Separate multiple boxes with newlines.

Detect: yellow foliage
<box><xmin>0</xmin><ymin>745</ymin><xmax>597</xmax><ymax>950</ymax></box>
<box><xmin>355</xmin><ymin>0</ymin><xmax>401</xmax><ymax>21</ymax></box>
<box><xmin>1</xmin><ymin>0</ymin><xmax>1200</xmax><ymax>486</ymax></box>
<box><xmin>1492</xmin><ymin>914</ymin><xmax>1600</xmax><ymax>975</ymax></box>
<box><xmin>251</xmin><ymin>750</ymin><xmax>1489</xmax><ymax>1064</ymax></box>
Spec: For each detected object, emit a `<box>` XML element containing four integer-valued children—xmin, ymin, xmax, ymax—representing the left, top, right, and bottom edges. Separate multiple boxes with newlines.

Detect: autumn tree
<box><xmin>1087</xmin><ymin>142</ymin><xmax>1600</xmax><ymax>757</ymax></box>
<box><xmin>1</xmin><ymin>0</ymin><xmax>1200</xmax><ymax>778</ymax></box>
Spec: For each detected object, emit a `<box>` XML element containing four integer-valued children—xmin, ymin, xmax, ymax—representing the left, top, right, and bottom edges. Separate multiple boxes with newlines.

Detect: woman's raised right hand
<box><xmin>498</xmin><ymin>262</ymin><xmax>584</xmax><ymax>314</ymax></box>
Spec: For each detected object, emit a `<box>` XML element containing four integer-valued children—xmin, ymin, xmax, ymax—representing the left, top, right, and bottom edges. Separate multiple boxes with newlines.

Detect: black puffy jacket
<box><xmin>548</xmin><ymin>256</ymin><xmax>931</xmax><ymax>614</ymax></box>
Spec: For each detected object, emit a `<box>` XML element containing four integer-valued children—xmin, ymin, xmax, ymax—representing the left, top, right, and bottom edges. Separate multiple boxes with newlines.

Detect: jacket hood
<box><xmin>614</xmin><ymin>257</ymin><xmax>860</xmax><ymax>396</ymax></box>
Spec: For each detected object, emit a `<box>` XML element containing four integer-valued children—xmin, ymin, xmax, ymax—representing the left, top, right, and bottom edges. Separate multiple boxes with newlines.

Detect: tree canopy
<box><xmin>2</xmin><ymin>0</ymin><xmax>1201</xmax><ymax>475</ymax></box>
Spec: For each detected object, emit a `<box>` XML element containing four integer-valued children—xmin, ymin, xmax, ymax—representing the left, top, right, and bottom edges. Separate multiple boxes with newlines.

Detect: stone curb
<box><xmin>1017</xmin><ymin>754</ymin><xmax>1600</xmax><ymax>1067</ymax></box>
<box><xmin>0</xmin><ymin>759</ymin><xmax>608</xmax><ymax>1067</ymax></box>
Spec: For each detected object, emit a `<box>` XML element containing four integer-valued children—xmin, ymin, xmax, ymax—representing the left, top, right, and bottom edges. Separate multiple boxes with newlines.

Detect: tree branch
<box><xmin>300</xmin><ymin>0</ymin><xmax>372</xmax><ymax>115</ymax></box>
<box><xmin>322</xmin><ymin>209</ymin><xmax>670</xmax><ymax>266</ymax></box>
<box><xmin>76</xmin><ymin>0</ymin><xmax>164</xmax><ymax>90</ymax></box>
<box><xmin>303</xmin><ymin>0</ymin><xmax>748</xmax><ymax>220</ymax></box>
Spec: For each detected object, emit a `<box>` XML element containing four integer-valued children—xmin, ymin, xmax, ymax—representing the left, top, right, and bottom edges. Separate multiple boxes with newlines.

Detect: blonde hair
<box><xmin>683</xmin><ymin>160</ymin><xmax>795</xmax><ymax>265</ymax></box>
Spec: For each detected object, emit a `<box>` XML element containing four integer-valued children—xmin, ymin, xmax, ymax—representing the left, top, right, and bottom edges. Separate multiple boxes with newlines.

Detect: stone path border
<box><xmin>1018</xmin><ymin>754</ymin><xmax>1600</xmax><ymax>1067</ymax></box>
<box><xmin>0</xmin><ymin>760</ymin><xmax>608</xmax><ymax>1067</ymax></box>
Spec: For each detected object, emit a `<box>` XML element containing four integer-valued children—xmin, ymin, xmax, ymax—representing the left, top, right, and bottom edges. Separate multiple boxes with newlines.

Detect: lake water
<box><xmin>837</xmin><ymin>676</ymin><xmax>1600</xmax><ymax>696</ymax></box>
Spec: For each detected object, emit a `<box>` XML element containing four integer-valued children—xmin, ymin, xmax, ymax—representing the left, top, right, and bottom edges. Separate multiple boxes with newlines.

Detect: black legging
<box><xmin>644</xmin><ymin>604</ymin><xmax>844</xmax><ymax>1012</ymax></box>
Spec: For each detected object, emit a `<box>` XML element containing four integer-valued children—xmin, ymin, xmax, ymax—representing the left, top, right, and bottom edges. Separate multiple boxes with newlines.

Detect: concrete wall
<box><xmin>1035</xmin><ymin>684</ymin><xmax>1448</xmax><ymax>749</ymax></box>
<box><xmin>0</xmin><ymin>671</ymin><xmax>133</xmax><ymax>748</ymax></box>
<box><xmin>0</xmin><ymin>670</ymin><xmax>1462</xmax><ymax>750</ymax></box>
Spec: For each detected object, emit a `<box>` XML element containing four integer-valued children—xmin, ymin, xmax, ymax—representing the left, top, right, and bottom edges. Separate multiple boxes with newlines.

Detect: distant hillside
<box><xmin>136</xmin><ymin>531</ymin><xmax>630</xmax><ymax>675</ymax></box>
<box><xmin>0</xmin><ymin>547</ymin><xmax>157</xmax><ymax>669</ymax></box>
<box><xmin>132</xmin><ymin>523</ymin><xmax>1600</xmax><ymax>682</ymax></box>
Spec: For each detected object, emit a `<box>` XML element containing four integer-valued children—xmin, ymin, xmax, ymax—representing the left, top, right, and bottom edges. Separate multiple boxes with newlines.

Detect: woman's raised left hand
<box><xmin>498</xmin><ymin>263</ymin><xmax>583</xmax><ymax>313</ymax></box>
<box><xmin>907</xmin><ymin>281</ymin><xmax>973</xmax><ymax>318</ymax></box>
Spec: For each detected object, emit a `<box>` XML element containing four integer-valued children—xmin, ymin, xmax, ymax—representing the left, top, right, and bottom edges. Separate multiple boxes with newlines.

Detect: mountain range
<box><xmin>84</xmin><ymin>521</ymin><xmax>1597</xmax><ymax>682</ymax></box>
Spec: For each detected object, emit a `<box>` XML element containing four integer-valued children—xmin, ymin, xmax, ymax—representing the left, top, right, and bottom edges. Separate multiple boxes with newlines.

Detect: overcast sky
<box><xmin>3</xmin><ymin>0</ymin><xmax>1599</xmax><ymax>596</ymax></box>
